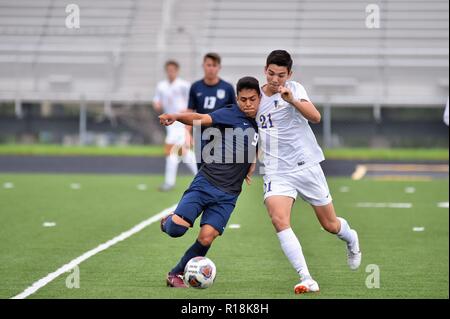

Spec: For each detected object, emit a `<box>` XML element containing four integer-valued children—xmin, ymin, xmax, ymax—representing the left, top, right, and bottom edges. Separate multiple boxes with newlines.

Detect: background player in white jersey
<box><xmin>153</xmin><ymin>60</ymin><xmax>198</xmax><ymax>192</ymax></box>
<box><xmin>257</xmin><ymin>50</ymin><xmax>362</xmax><ymax>294</ymax></box>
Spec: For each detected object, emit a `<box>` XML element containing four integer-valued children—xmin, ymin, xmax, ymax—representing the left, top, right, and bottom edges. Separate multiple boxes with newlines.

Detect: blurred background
<box><xmin>0</xmin><ymin>0</ymin><xmax>448</xmax><ymax>148</ymax></box>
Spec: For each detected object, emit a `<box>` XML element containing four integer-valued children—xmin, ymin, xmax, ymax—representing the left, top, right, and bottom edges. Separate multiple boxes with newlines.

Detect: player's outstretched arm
<box><xmin>279</xmin><ymin>86</ymin><xmax>321</xmax><ymax>124</ymax></box>
<box><xmin>159</xmin><ymin>113</ymin><xmax>213</xmax><ymax>126</ymax></box>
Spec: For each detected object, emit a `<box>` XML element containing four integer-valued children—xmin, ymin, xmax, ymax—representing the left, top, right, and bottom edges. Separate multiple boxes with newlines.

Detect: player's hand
<box><xmin>159</xmin><ymin>114</ymin><xmax>176</xmax><ymax>126</ymax></box>
<box><xmin>245</xmin><ymin>163</ymin><xmax>257</xmax><ymax>186</ymax></box>
<box><xmin>279</xmin><ymin>86</ymin><xmax>295</xmax><ymax>104</ymax></box>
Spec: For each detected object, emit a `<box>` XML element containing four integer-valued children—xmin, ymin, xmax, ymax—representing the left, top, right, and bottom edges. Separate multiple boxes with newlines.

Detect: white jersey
<box><xmin>257</xmin><ymin>81</ymin><xmax>325</xmax><ymax>175</ymax></box>
<box><xmin>153</xmin><ymin>78</ymin><xmax>190</xmax><ymax>114</ymax></box>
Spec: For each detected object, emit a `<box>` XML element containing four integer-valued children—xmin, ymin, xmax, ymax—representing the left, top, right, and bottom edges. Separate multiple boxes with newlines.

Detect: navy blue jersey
<box><xmin>188</xmin><ymin>79</ymin><xmax>237</xmax><ymax>114</ymax></box>
<box><xmin>199</xmin><ymin>105</ymin><xmax>259</xmax><ymax>195</ymax></box>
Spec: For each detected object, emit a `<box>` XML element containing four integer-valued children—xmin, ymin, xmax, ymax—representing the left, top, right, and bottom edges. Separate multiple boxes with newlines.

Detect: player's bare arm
<box><xmin>159</xmin><ymin>113</ymin><xmax>213</xmax><ymax>126</ymax></box>
<box><xmin>153</xmin><ymin>101</ymin><xmax>163</xmax><ymax>113</ymax></box>
<box><xmin>279</xmin><ymin>86</ymin><xmax>321</xmax><ymax>124</ymax></box>
<box><xmin>245</xmin><ymin>162</ymin><xmax>256</xmax><ymax>186</ymax></box>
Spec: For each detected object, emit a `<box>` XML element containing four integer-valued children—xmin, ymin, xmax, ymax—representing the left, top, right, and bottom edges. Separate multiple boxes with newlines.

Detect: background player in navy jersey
<box><xmin>158</xmin><ymin>76</ymin><xmax>260</xmax><ymax>288</ymax></box>
<box><xmin>187</xmin><ymin>52</ymin><xmax>237</xmax><ymax>169</ymax></box>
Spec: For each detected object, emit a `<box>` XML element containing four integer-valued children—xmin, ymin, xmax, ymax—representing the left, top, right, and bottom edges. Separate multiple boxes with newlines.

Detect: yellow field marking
<box><xmin>363</xmin><ymin>164</ymin><xmax>448</xmax><ymax>172</ymax></box>
<box><xmin>352</xmin><ymin>165</ymin><xmax>368</xmax><ymax>180</ymax></box>
<box><xmin>351</xmin><ymin>163</ymin><xmax>449</xmax><ymax>180</ymax></box>
<box><xmin>372</xmin><ymin>176</ymin><xmax>433</xmax><ymax>182</ymax></box>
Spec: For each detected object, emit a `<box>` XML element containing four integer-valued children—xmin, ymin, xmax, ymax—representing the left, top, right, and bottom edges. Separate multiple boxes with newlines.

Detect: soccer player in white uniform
<box><xmin>444</xmin><ymin>97</ymin><xmax>449</xmax><ymax>126</ymax></box>
<box><xmin>257</xmin><ymin>50</ymin><xmax>362</xmax><ymax>294</ymax></box>
<box><xmin>153</xmin><ymin>60</ymin><xmax>198</xmax><ymax>191</ymax></box>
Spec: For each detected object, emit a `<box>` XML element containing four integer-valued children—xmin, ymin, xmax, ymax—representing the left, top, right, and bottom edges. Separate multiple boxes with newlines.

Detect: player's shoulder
<box><xmin>156</xmin><ymin>80</ymin><xmax>168</xmax><ymax>89</ymax></box>
<box><xmin>194</xmin><ymin>79</ymin><xmax>206</xmax><ymax>86</ymax></box>
<box><xmin>190</xmin><ymin>79</ymin><xmax>204</xmax><ymax>89</ymax></box>
<box><xmin>176</xmin><ymin>78</ymin><xmax>190</xmax><ymax>87</ymax></box>
<box><xmin>219</xmin><ymin>79</ymin><xmax>234</xmax><ymax>90</ymax></box>
<box><xmin>287</xmin><ymin>80</ymin><xmax>305</xmax><ymax>90</ymax></box>
<box><xmin>217</xmin><ymin>103</ymin><xmax>236</xmax><ymax>112</ymax></box>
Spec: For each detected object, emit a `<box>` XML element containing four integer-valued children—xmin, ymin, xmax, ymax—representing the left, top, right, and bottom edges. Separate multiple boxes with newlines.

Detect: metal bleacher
<box><xmin>0</xmin><ymin>0</ymin><xmax>448</xmax><ymax>108</ymax></box>
<box><xmin>205</xmin><ymin>0</ymin><xmax>449</xmax><ymax>107</ymax></box>
<box><xmin>0</xmin><ymin>0</ymin><xmax>162</xmax><ymax>103</ymax></box>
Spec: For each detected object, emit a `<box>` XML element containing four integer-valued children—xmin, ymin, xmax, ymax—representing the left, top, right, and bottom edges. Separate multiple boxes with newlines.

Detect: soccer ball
<box><xmin>184</xmin><ymin>256</ymin><xmax>216</xmax><ymax>289</ymax></box>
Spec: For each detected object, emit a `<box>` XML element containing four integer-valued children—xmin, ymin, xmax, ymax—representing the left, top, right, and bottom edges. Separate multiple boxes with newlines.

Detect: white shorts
<box><xmin>165</xmin><ymin>123</ymin><xmax>186</xmax><ymax>146</ymax></box>
<box><xmin>263</xmin><ymin>164</ymin><xmax>332</xmax><ymax>207</ymax></box>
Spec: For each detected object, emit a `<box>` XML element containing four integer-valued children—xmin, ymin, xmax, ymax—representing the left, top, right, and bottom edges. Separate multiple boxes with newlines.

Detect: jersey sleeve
<box><xmin>182</xmin><ymin>82</ymin><xmax>191</xmax><ymax>106</ymax></box>
<box><xmin>444</xmin><ymin>97</ymin><xmax>449</xmax><ymax>126</ymax></box>
<box><xmin>153</xmin><ymin>83</ymin><xmax>162</xmax><ymax>104</ymax></box>
<box><xmin>292</xmin><ymin>82</ymin><xmax>311</xmax><ymax>102</ymax></box>
<box><xmin>187</xmin><ymin>85</ymin><xmax>197</xmax><ymax>111</ymax></box>
<box><xmin>210</xmin><ymin>107</ymin><xmax>234</xmax><ymax>127</ymax></box>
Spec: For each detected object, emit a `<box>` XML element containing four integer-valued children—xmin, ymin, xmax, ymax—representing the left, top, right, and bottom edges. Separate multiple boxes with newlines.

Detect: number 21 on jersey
<box><xmin>259</xmin><ymin>113</ymin><xmax>274</xmax><ymax>129</ymax></box>
<box><xmin>263</xmin><ymin>181</ymin><xmax>272</xmax><ymax>194</ymax></box>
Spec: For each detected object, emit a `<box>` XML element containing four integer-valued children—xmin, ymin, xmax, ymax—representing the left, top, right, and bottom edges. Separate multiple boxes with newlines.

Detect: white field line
<box><xmin>438</xmin><ymin>202</ymin><xmax>449</xmax><ymax>208</ymax></box>
<box><xmin>356</xmin><ymin>202</ymin><xmax>413</xmax><ymax>209</ymax></box>
<box><xmin>11</xmin><ymin>204</ymin><xmax>177</xmax><ymax>299</ymax></box>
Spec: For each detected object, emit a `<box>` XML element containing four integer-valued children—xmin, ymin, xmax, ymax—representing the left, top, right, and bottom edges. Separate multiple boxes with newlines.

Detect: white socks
<box><xmin>277</xmin><ymin>228</ymin><xmax>311</xmax><ymax>280</ymax></box>
<box><xmin>165</xmin><ymin>150</ymin><xmax>198</xmax><ymax>186</ymax></box>
<box><xmin>337</xmin><ymin>217</ymin><xmax>355</xmax><ymax>247</ymax></box>
<box><xmin>182</xmin><ymin>150</ymin><xmax>198</xmax><ymax>175</ymax></box>
<box><xmin>165</xmin><ymin>154</ymin><xmax>179</xmax><ymax>186</ymax></box>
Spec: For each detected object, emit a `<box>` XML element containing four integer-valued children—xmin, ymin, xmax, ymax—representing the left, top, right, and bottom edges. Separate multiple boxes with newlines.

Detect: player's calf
<box><xmin>320</xmin><ymin>219</ymin><xmax>340</xmax><ymax>234</ymax></box>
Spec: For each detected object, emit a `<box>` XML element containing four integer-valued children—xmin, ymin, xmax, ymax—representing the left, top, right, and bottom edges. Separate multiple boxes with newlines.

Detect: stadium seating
<box><xmin>205</xmin><ymin>0</ymin><xmax>449</xmax><ymax>106</ymax></box>
<box><xmin>0</xmin><ymin>0</ymin><xmax>448</xmax><ymax>106</ymax></box>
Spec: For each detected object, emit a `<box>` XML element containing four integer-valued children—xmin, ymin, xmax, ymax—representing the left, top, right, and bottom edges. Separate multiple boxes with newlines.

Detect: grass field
<box><xmin>0</xmin><ymin>144</ymin><xmax>448</xmax><ymax>160</ymax></box>
<box><xmin>0</xmin><ymin>173</ymin><xmax>448</xmax><ymax>299</ymax></box>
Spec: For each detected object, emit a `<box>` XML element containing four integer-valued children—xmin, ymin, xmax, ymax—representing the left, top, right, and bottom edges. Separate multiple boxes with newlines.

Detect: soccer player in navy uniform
<box><xmin>187</xmin><ymin>53</ymin><xmax>237</xmax><ymax>169</ymax></box>
<box><xmin>158</xmin><ymin>77</ymin><xmax>260</xmax><ymax>288</ymax></box>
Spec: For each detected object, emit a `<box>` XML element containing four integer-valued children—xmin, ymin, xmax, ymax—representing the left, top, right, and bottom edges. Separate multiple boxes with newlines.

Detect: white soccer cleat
<box><xmin>294</xmin><ymin>277</ymin><xmax>320</xmax><ymax>294</ymax></box>
<box><xmin>347</xmin><ymin>229</ymin><xmax>362</xmax><ymax>270</ymax></box>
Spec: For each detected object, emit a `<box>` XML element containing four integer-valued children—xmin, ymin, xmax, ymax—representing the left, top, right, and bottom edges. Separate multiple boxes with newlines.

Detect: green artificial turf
<box><xmin>0</xmin><ymin>174</ymin><xmax>448</xmax><ymax>299</ymax></box>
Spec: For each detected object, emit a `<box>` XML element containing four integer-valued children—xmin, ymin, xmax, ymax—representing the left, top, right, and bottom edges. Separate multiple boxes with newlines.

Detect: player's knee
<box><xmin>270</xmin><ymin>213</ymin><xmax>290</xmax><ymax>230</ymax></box>
<box><xmin>197</xmin><ymin>233</ymin><xmax>217</xmax><ymax>246</ymax></box>
<box><xmin>164</xmin><ymin>216</ymin><xmax>188</xmax><ymax>238</ymax></box>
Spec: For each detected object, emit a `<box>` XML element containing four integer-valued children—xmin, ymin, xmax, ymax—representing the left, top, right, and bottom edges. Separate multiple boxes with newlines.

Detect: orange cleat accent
<box><xmin>294</xmin><ymin>285</ymin><xmax>309</xmax><ymax>294</ymax></box>
<box><xmin>294</xmin><ymin>283</ymin><xmax>320</xmax><ymax>294</ymax></box>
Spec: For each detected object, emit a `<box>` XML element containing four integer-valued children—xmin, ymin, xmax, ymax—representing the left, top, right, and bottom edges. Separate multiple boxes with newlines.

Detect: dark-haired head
<box><xmin>165</xmin><ymin>60</ymin><xmax>180</xmax><ymax>70</ymax></box>
<box><xmin>266</xmin><ymin>50</ymin><xmax>293</xmax><ymax>72</ymax></box>
<box><xmin>165</xmin><ymin>60</ymin><xmax>180</xmax><ymax>82</ymax></box>
<box><xmin>204</xmin><ymin>52</ymin><xmax>221</xmax><ymax>65</ymax></box>
<box><xmin>265</xmin><ymin>50</ymin><xmax>293</xmax><ymax>94</ymax></box>
<box><xmin>236</xmin><ymin>76</ymin><xmax>261</xmax><ymax>118</ymax></box>
<box><xmin>237</xmin><ymin>76</ymin><xmax>261</xmax><ymax>96</ymax></box>
<box><xmin>203</xmin><ymin>53</ymin><xmax>222</xmax><ymax>82</ymax></box>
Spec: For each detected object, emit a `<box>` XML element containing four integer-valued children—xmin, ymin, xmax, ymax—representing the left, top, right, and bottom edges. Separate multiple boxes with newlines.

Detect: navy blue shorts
<box><xmin>174</xmin><ymin>173</ymin><xmax>239</xmax><ymax>235</ymax></box>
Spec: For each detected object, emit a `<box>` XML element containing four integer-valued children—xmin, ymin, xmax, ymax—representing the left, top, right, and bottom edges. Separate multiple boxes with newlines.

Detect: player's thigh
<box><xmin>263</xmin><ymin>174</ymin><xmax>297</xmax><ymax>202</ymax></box>
<box><xmin>165</xmin><ymin>125</ymin><xmax>186</xmax><ymax>153</ymax></box>
<box><xmin>164</xmin><ymin>143</ymin><xmax>176</xmax><ymax>156</ymax></box>
<box><xmin>263</xmin><ymin>175</ymin><xmax>296</xmax><ymax>229</ymax></box>
<box><xmin>174</xmin><ymin>176</ymin><xmax>210</xmax><ymax>226</ymax></box>
<box><xmin>201</xmin><ymin>194</ymin><xmax>238</xmax><ymax>236</ymax></box>
<box><xmin>264</xmin><ymin>195</ymin><xmax>295</xmax><ymax>231</ymax></box>
<box><xmin>295</xmin><ymin>164</ymin><xmax>332</xmax><ymax>207</ymax></box>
